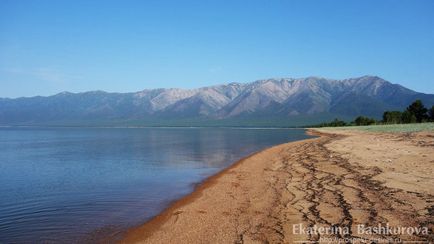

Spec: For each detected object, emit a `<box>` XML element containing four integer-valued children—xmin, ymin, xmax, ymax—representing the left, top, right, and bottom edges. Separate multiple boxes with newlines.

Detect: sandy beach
<box><xmin>121</xmin><ymin>129</ymin><xmax>434</xmax><ymax>243</ymax></box>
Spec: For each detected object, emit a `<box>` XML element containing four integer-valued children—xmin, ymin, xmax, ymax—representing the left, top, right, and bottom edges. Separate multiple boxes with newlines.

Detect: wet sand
<box><xmin>121</xmin><ymin>129</ymin><xmax>433</xmax><ymax>243</ymax></box>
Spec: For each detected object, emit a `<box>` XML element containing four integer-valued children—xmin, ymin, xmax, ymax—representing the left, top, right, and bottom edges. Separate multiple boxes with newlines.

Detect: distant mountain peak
<box><xmin>55</xmin><ymin>91</ymin><xmax>73</xmax><ymax>96</ymax></box>
<box><xmin>0</xmin><ymin>76</ymin><xmax>432</xmax><ymax>126</ymax></box>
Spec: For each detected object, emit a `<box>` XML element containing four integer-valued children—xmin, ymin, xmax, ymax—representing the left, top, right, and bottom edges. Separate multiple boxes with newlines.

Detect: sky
<box><xmin>0</xmin><ymin>0</ymin><xmax>433</xmax><ymax>98</ymax></box>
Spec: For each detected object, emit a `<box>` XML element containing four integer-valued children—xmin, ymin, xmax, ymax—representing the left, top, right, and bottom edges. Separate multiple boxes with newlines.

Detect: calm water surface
<box><xmin>0</xmin><ymin>127</ymin><xmax>311</xmax><ymax>243</ymax></box>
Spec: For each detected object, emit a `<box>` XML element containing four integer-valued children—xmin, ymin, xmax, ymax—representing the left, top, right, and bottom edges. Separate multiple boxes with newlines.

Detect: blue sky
<box><xmin>1</xmin><ymin>0</ymin><xmax>433</xmax><ymax>98</ymax></box>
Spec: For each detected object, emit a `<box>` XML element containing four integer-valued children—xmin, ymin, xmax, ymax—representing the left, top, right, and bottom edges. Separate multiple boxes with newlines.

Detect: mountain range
<box><xmin>1</xmin><ymin>76</ymin><xmax>433</xmax><ymax>126</ymax></box>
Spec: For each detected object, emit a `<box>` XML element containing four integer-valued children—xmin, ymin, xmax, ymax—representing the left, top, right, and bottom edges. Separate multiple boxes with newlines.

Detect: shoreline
<box><xmin>119</xmin><ymin>130</ymin><xmax>325</xmax><ymax>243</ymax></box>
<box><xmin>120</xmin><ymin>128</ymin><xmax>433</xmax><ymax>243</ymax></box>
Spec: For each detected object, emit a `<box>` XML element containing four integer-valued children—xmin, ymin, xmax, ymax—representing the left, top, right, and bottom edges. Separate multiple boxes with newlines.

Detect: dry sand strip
<box><xmin>121</xmin><ymin>129</ymin><xmax>433</xmax><ymax>244</ymax></box>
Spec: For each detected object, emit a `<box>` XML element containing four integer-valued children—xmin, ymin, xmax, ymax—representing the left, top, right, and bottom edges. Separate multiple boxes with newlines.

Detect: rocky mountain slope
<box><xmin>0</xmin><ymin>76</ymin><xmax>433</xmax><ymax>126</ymax></box>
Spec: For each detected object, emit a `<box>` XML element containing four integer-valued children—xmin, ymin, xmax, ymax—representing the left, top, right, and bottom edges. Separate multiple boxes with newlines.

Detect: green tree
<box><xmin>382</xmin><ymin>111</ymin><xmax>402</xmax><ymax>124</ymax></box>
<box><xmin>401</xmin><ymin>110</ymin><xmax>417</xmax><ymax>123</ymax></box>
<box><xmin>354</xmin><ymin>116</ymin><xmax>376</xmax><ymax>126</ymax></box>
<box><xmin>329</xmin><ymin>118</ymin><xmax>347</xmax><ymax>127</ymax></box>
<box><xmin>429</xmin><ymin>105</ymin><xmax>434</xmax><ymax>122</ymax></box>
<box><xmin>406</xmin><ymin>100</ymin><xmax>428</xmax><ymax>123</ymax></box>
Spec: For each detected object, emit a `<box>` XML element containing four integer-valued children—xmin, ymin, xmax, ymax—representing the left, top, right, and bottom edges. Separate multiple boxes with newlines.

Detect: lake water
<box><xmin>0</xmin><ymin>127</ymin><xmax>311</xmax><ymax>243</ymax></box>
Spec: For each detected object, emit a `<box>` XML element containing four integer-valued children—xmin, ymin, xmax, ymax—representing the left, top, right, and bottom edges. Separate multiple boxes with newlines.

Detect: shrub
<box><xmin>401</xmin><ymin>110</ymin><xmax>417</xmax><ymax>123</ymax></box>
<box><xmin>329</xmin><ymin>118</ymin><xmax>347</xmax><ymax>127</ymax></box>
<box><xmin>382</xmin><ymin>111</ymin><xmax>402</xmax><ymax>124</ymax></box>
<box><xmin>354</xmin><ymin>116</ymin><xmax>376</xmax><ymax>126</ymax></box>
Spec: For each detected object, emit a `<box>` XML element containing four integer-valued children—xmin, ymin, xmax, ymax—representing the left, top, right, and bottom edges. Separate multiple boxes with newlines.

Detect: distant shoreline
<box><xmin>0</xmin><ymin>125</ymin><xmax>306</xmax><ymax>129</ymax></box>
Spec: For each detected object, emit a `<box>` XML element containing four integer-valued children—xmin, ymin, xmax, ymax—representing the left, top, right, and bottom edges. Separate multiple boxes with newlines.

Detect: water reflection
<box><xmin>0</xmin><ymin>127</ymin><xmax>311</xmax><ymax>243</ymax></box>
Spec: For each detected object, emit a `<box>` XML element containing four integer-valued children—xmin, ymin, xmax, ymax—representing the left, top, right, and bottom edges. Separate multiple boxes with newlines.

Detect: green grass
<box><xmin>316</xmin><ymin>122</ymin><xmax>434</xmax><ymax>133</ymax></box>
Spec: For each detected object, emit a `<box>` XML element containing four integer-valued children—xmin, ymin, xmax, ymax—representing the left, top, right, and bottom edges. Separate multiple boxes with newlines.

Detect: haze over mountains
<box><xmin>1</xmin><ymin>76</ymin><xmax>433</xmax><ymax>126</ymax></box>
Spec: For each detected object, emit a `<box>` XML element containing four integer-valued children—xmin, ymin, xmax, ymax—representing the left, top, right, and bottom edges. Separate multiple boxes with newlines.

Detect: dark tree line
<box><xmin>312</xmin><ymin>100</ymin><xmax>434</xmax><ymax>127</ymax></box>
<box><xmin>383</xmin><ymin>100</ymin><xmax>433</xmax><ymax>124</ymax></box>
